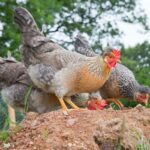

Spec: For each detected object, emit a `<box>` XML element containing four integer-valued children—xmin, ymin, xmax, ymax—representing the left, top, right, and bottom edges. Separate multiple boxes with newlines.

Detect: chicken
<box><xmin>13</xmin><ymin>7</ymin><xmax>121</xmax><ymax>114</ymax></box>
<box><xmin>0</xmin><ymin>57</ymin><xmax>60</xmax><ymax>114</ymax></box>
<box><xmin>75</xmin><ymin>34</ymin><xmax>150</xmax><ymax>108</ymax></box>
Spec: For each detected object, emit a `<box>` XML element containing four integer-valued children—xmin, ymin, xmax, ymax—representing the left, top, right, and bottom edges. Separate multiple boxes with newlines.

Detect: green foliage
<box><xmin>122</xmin><ymin>41</ymin><xmax>150</xmax><ymax>86</ymax></box>
<box><xmin>0</xmin><ymin>0</ymin><xmax>149</xmax><ymax>58</ymax></box>
<box><xmin>136</xmin><ymin>142</ymin><xmax>150</xmax><ymax>150</ymax></box>
<box><xmin>0</xmin><ymin>0</ymin><xmax>64</xmax><ymax>59</ymax></box>
<box><xmin>49</xmin><ymin>0</ymin><xmax>149</xmax><ymax>49</ymax></box>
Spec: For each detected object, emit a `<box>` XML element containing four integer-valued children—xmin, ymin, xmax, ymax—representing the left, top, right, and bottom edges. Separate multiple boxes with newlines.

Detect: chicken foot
<box><xmin>107</xmin><ymin>98</ymin><xmax>124</xmax><ymax>109</ymax></box>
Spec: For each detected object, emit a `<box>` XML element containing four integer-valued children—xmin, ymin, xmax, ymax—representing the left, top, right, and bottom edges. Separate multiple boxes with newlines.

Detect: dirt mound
<box><xmin>1</xmin><ymin>105</ymin><xmax>150</xmax><ymax>150</ymax></box>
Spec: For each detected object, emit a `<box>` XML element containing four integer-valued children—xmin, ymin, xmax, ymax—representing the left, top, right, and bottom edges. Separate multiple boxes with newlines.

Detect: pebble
<box><xmin>66</xmin><ymin>118</ymin><xmax>77</xmax><ymax>126</ymax></box>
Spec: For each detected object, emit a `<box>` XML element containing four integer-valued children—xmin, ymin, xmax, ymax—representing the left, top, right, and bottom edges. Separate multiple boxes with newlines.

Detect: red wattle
<box><xmin>107</xmin><ymin>60</ymin><xmax>117</xmax><ymax>69</ymax></box>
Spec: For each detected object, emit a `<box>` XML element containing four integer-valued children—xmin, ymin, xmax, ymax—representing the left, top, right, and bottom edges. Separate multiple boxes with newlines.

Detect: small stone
<box><xmin>31</xmin><ymin>120</ymin><xmax>38</xmax><ymax>127</ymax></box>
<box><xmin>3</xmin><ymin>143</ymin><xmax>11</xmax><ymax>149</ymax></box>
<box><xmin>68</xmin><ymin>143</ymin><xmax>72</xmax><ymax>147</ymax></box>
<box><xmin>29</xmin><ymin>141</ymin><xmax>34</xmax><ymax>145</ymax></box>
<box><xmin>66</xmin><ymin>118</ymin><xmax>77</xmax><ymax>126</ymax></box>
<box><xmin>135</xmin><ymin>104</ymin><xmax>144</xmax><ymax>112</ymax></box>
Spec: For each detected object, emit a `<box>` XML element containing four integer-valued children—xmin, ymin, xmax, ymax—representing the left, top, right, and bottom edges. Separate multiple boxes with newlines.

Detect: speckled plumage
<box><xmin>14</xmin><ymin>7</ymin><xmax>113</xmax><ymax>100</ymax></box>
<box><xmin>100</xmin><ymin>63</ymin><xmax>149</xmax><ymax>100</ymax></box>
<box><xmin>74</xmin><ymin>34</ymin><xmax>150</xmax><ymax>101</ymax></box>
<box><xmin>75</xmin><ymin>34</ymin><xmax>96</xmax><ymax>57</ymax></box>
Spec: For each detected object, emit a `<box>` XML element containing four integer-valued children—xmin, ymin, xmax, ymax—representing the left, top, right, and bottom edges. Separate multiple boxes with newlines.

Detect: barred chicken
<box><xmin>75</xmin><ymin>34</ymin><xmax>150</xmax><ymax>108</ymax></box>
<box><xmin>13</xmin><ymin>7</ymin><xmax>120</xmax><ymax>114</ymax></box>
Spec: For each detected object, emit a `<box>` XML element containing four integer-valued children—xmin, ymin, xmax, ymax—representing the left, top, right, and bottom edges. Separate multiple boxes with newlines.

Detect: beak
<box><xmin>117</xmin><ymin>59</ymin><xmax>121</xmax><ymax>63</ymax></box>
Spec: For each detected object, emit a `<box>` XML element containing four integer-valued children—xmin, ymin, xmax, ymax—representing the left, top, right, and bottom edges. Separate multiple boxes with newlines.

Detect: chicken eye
<box><xmin>108</xmin><ymin>55</ymin><xmax>114</xmax><ymax>59</ymax></box>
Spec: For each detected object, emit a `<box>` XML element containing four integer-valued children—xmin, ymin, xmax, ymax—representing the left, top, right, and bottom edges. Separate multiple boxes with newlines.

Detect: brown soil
<box><xmin>1</xmin><ymin>105</ymin><xmax>150</xmax><ymax>150</ymax></box>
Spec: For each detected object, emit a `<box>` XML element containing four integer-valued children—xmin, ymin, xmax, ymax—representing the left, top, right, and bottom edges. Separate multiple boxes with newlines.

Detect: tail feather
<box><xmin>13</xmin><ymin>7</ymin><xmax>41</xmax><ymax>34</ymax></box>
<box><xmin>74</xmin><ymin>34</ymin><xmax>96</xmax><ymax>57</ymax></box>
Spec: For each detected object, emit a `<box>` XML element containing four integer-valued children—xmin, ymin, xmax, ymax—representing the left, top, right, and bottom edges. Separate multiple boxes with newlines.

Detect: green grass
<box><xmin>130</xmin><ymin>128</ymin><xmax>150</xmax><ymax>150</ymax></box>
<box><xmin>135</xmin><ymin>132</ymin><xmax>150</xmax><ymax>150</ymax></box>
<box><xmin>0</xmin><ymin>96</ymin><xmax>9</xmax><ymax>130</ymax></box>
<box><xmin>0</xmin><ymin>131</ymin><xmax>9</xmax><ymax>142</ymax></box>
<box><xmin>41</xmin><ymin>128</ymin><xmax>49</xmax><ymax>140</ymax></box>
<box><xmin>24</xmin><ymin>85</ymin><xmax>33</xmax><ymax>112</ymax></box>
<box><xmin>111</xmin><ymin>98</ymin><xmax>149</xmax><ymax>110</ymax></box>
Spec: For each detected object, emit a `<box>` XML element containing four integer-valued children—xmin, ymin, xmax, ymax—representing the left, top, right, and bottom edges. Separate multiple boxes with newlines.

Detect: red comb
<box><xmin>87</xmin><ymin>100</ymin><xmax>108</xmax><ymax>110</ymax></box>
<box><xmin>112</xmin><ymin>49</ymin><xmax>121</xmax><ymax>59</ymax></box>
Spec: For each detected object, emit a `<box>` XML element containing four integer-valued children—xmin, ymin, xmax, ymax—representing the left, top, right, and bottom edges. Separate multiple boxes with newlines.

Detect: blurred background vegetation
<box><xmin>0</xmin><ymin>0</ymin><xmax>150</xmax><ymax>129</ymax></box>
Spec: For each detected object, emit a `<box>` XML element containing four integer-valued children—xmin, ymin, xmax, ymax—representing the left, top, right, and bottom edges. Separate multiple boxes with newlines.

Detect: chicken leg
<box><xmin>8</xmin><ymin>105</ymin><xmax>16</xmax><ymax>127</ymax></box>
<box><xmin>64</xmin><ymin>97</ymin><xmax>79</xmax><ymax>109</ymax></box>
<box><xmin>58</xmin><ymin>97</ymin><xmax>80</xmax><ymax>115</ymax></box>
<box><xmin>107</xmin><ymin>98</ymin><xmax>124</xmax><ymax>109</ymax></box>
<box><xmin>57</xmin><ymin>97</ymin><xmax>69</xmax><ymax>115</ymax></box>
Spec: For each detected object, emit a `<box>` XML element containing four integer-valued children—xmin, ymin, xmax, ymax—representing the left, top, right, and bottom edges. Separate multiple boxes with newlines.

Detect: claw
<box><xmin>62</xmin><ymin>110</ymin><xmax>69</xmax><ymax>115</ymax></box>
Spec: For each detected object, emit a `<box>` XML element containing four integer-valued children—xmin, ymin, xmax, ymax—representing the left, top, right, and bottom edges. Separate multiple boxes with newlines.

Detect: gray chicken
<box><xmin>0</xmin><ymin>57</ymin><xmax>60</xmax><ymax>113</ymax></box>
<box><xmin>75</xmin><ymin>34</ymin><xmax>150</xmax><ymax>108</ymax></box>
<box><xmin>13</xmin><ymin>7</ymin><xmax>120</xmax><ymax>114</ymax></box>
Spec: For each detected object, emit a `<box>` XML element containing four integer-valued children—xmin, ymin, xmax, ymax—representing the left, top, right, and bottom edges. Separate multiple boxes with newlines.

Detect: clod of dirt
<box><xmin>0</xmin><ymin>107</ymin><xmax>150</xmax><ymax>150</ymax></box>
